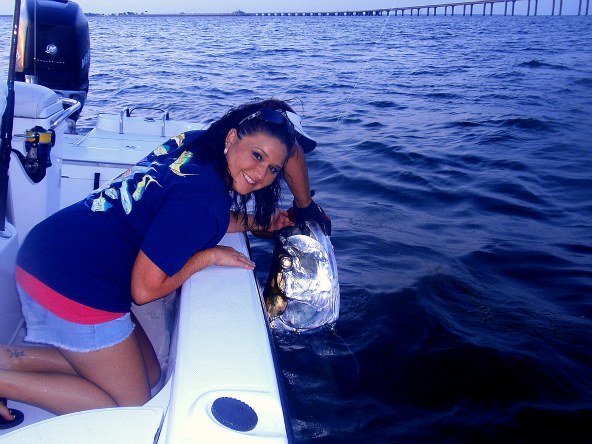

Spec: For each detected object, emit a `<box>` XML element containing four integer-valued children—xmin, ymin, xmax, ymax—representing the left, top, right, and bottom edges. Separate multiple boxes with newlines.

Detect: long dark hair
<box><xmin>187</xmin><ymin>99</ymin><xmax>297</xmax><ymax>230</ymax></box>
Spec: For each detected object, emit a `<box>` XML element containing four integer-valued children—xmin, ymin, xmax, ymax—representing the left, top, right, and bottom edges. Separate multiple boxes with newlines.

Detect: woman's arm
<box><xmin>131</xmin><ymin>246</ymin><xmax>255</xmax><ymax>305</ymax></box>
<box><xmin>227</xmin><ymin>210</ymin><xmax>294</xmax><ymax>233</ymax></box>
<box><xmin>227</xmin><ymin>211</ymin><xmax>255</xmax><ymax>233</ymax></box>
<box><xmin>283</xmin><ymin>144</ymin><xmax>313</xmax><ymax>208</ymax></box>
<box><xmin>282</xmin><ymin>144</ymin><xmax>332</xmax><ymax>235</ymax></box>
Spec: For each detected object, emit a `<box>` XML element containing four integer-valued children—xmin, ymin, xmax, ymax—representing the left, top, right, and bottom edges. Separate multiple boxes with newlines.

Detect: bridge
<box><xmin>251</xmin><ymin>0</ymin><xmax>589</xmax><ymax>17</ymax></box>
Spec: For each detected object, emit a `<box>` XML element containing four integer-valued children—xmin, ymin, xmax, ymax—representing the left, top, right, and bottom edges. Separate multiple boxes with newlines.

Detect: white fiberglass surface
<box><xmin>160</xmin><ymin>233</ymin><xmax>288</xmax><ymax>443</ymax></box>
<box><xmin>0</xmin><ymin>223</ymin><xmax>20</xmax><ymax>345</ymax></box>
<box><xmin>0</xmin><ymin>407</ymin><xmax>163</xmax><ymax>444</ymax></box>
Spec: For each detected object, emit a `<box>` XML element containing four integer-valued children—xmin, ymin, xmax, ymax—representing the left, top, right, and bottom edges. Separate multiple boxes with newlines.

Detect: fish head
<box><xmin>264</xmin><ymin>221</ymin><xmax>340</xmax><ymax>332</ymax></box>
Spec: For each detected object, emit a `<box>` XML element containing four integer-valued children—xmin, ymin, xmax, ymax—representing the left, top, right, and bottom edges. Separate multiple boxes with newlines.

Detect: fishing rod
<box><xmin>332</xmin><ymin>0</ymin><xmax>396</xmax><ymax>133</ymax></box>
<box><xmin>0</xmin><ymin>0</ymin><xmax>21</xmax><ymax>234</ymax></box>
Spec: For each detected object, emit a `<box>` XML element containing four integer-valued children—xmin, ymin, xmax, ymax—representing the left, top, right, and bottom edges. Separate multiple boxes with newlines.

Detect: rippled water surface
<box><xmin>2</xmin><ymin>14</ymin><xmax>592</xmax><ymax>443</ymax></box>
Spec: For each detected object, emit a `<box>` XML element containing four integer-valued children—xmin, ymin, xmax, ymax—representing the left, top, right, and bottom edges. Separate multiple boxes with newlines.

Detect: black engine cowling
<box><xmin>15</xmin><ymin>0</ymin><xmax>90</xmax><ymax>119</ymax></box>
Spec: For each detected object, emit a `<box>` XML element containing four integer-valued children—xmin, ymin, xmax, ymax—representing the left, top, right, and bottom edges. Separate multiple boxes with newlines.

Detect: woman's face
<box><xmin>225</xmin><ymin>129</ymin><xmax>288</xmax><ymax>195</ymax></box>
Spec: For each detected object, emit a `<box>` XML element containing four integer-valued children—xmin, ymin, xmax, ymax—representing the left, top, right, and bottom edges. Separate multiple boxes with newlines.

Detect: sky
<box><xmin>0</xmin><ymin>0</ymin><xmax>583</xmax><ymax>15</ymax></box>
<box><xmin>1</xmin><ymin>1</ymin><xmax>398</xmax><ymax>15</ymax></box>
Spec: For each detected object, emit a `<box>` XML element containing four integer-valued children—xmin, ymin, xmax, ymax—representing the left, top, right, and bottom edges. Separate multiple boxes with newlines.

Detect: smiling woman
<box><xmin>0</xmin><ymin>99</ymin><xmax>299</xmax><ymax>421</ymax></box>
<box><xmin>192</xmin><ymin>100</ymin><xmax>299</xmax><ymax>232</ymax></box>
<box><xmin>225</xmin><ymin>130</ymin><xmax>288</xmax><ymax>195</ymax></box>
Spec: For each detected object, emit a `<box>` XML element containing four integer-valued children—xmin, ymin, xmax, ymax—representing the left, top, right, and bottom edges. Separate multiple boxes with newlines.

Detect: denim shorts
<box><xmin>18</xmin><ymin>286</ymin><xmax>135</xmax><ymax>353</ymax></box>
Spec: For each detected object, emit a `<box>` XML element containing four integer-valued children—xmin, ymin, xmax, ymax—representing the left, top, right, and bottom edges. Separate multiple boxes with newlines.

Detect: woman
<box><xmin>0</xmin><ymin>100</ymin><xmax>298</xmax><ymax>421</ymax></box>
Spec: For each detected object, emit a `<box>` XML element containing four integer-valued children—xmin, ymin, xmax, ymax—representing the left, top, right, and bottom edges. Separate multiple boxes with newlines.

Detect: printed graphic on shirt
<box><xmin>85</xmin><ymin>132</ymin><xmax>193</xmax><ymax>214</ymax></box>
<box><xmin>170</xmin><ymin>151</ymin><xmax>199</xmax><ymax>177</ymax></box>
<box><xmin>152</xmin><ymin>132</ymin><xmax>185</xmax><ymax>156</ymax></box>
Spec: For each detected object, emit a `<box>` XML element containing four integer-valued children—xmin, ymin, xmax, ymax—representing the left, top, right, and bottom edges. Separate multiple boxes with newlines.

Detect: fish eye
<box><xmin>280</xmin><ymin>255</ymin><xmax>292</xmax><ymax>270</ymax></box>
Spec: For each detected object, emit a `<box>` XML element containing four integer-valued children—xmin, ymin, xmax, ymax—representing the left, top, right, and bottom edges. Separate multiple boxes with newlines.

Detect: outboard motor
<box><xmin>15</xmin><ymin>0</ymin><xmax>90</xmax><ymax>120</ymax></box>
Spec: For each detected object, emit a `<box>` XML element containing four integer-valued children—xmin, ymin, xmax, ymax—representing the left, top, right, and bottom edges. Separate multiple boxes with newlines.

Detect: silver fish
<box><xmin>264</xmin><ymin>221</ymin><xmax>340</xmax><ymax>332</ymax></box>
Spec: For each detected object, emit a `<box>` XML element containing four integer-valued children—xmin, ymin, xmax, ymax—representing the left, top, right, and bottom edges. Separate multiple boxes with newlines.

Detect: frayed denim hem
<box><xmin>24</xmin><ymin>324</ymin><xmax>136</xmax><ymax>353</ymax></box>
<box><xmin>18</xmin><ymin>287</ymin><xmax>136</xmax><ymax>353</ymax></box>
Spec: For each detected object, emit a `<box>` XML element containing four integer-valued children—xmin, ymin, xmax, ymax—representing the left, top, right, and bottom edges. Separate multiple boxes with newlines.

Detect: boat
<box><xmin>0</xmin><ymin>1</ymin><xmax>292</xmax><ymax>442</ymax></box>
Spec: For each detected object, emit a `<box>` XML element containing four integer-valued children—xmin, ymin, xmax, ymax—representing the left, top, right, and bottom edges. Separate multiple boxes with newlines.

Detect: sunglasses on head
<box><xmin>238</xmin><ymin>108</ymin><xmax>296</xmax><ymax>141</ymax></box>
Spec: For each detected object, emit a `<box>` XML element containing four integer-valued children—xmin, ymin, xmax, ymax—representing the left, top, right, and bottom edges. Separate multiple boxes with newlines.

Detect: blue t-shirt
<box><xmin>17</xmin><ymin>131</ymin><xmax>231</xmax><ymax>313</ymax></box>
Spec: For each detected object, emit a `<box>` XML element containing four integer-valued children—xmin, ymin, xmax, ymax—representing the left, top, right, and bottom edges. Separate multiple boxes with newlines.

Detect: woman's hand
<box><xmin>211</xmin><ymin>245</ymin><xmax>255</xmax><ymax>270</ymax></box>
<box><xmin>268</xmin><ymin>209</ymin><xmax>295</xmax><ymax>232</ymax></box>
<box><xmin>228</xmin><ymin>210</ymin><xmax>295</xmax><ymax>234</ymax></box>
<box><xmin>249</xmin><ymin>209</ymin><xmax>295</xmax><ymax>238</ymax></box>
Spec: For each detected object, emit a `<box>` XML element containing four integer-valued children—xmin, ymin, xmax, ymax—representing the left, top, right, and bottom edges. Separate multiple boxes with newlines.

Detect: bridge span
<box><xmin>252</xmin><ymin>0</ymin><xmax>589</xmax><ymax>17</ymax></box>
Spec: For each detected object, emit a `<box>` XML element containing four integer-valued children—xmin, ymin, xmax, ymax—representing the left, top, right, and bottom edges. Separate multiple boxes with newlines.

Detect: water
<box><xmin>2</xmin><ymin>14</ymin><xmax>592</xmax><ymax>443</ymax></box>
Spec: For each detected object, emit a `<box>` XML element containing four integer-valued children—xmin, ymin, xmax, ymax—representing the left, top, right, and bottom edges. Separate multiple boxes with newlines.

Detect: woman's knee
<box><xmin>130</xmin><ymin>315</ymin><xmax>162</xmax><ymax>389</ymax></box>
<box><xmin>59</xmin><ymin>334</ymin><xmax>152</xmax><ymax>407</ymax></box>
<box><xmin>147</xmin><ymin>361</ymin><xmax>161</xmax><ymax>389</ymax></box>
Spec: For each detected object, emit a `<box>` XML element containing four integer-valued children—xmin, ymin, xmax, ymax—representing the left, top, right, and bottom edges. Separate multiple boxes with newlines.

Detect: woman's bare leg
<box><xmin>58</xmin><ymin>330</ymin><xmax>151</xmax><ymax>407</ymax></box>
<box><xmin>130</xmin><ymin>314</ymin><xmax>161</xmax><ymax>388</ymax></box>
<box><xmin>0</xmin><ymin>346</ymin><xmax>75</xmax><ymax>421</ymax></box>
<box><xmin>1</xmin><ymin>318</ymin><xmax>161</xmax><ymax>386</ymax></box>
<box><xmin>0</xmin><ymin>345</ymin><xmax>76</xmax><ymax>375</ymax></box>
<box><xmin>0</xmin><ymin>369</ymin><xmax>116</xmax><ymax>416</ymax></box>
<box><xmin>0</xmin><ymin>330</ymin><xmax>150</xmax><ymax>416</ymax></box>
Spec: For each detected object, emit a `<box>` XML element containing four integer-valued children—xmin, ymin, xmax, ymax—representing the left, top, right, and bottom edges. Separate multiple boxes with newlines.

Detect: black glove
<box><xmin>290</xmin><ymin>199</ymin><xmax>332</xmax><ymax>236</ymax></box>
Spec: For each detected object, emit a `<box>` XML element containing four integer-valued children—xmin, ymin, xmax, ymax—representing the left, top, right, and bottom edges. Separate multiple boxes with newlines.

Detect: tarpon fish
<box><xmin>264</xmin><ymin>221</ymin><xmax>340</xmax><ymax>332</ymax></box>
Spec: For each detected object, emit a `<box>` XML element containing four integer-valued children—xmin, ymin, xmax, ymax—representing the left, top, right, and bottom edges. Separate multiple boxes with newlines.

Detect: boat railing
<box><xmin>120</xmin><ymin>106</ymin><xmax>170</xmax><ymax>137</ymax></box>
<box><xmin>50</xmin><ymin>97</ymin><xmax>81</xmax><ymax>131</ymax></box>
<box><xmin>11</xmin><ymin>93</ymin><xmax>82</xmax><ymax>141</ymax></box>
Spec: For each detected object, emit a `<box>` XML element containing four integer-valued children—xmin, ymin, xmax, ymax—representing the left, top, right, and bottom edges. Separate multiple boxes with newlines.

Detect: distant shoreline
<box><xmin>84</xmin><ymin>12</ymin><xmax>255</xmax><ymax>17</ymax></box>
<box><xmin>0</xmin><ymin>12</ymin><xmax>384</xmax><ymax>17</ymax></box>
<box><xmin>0</xmin><ymin>8</ymin><xmax>586</xmax><ymax>18</ymax></box>
<box><xmin>0</xmin><ymin>10</ymin><xmax>374</xmax><ymax>18</ymax></box>
<box><xmin>2</xmin><ymin>13</ymin><xmax>366</xmax><ymax>18</ymax></box>
<box><xmin>76</xmin><ymin>12</ymin><xmax>381</xmax><ymax>17</ymax></box>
